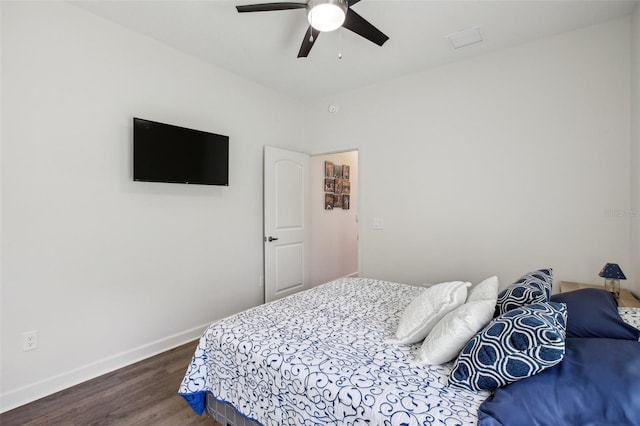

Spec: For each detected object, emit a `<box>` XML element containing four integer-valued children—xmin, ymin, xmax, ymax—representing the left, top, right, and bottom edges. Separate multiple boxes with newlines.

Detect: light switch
<box><xmin>372</xmin><ymin>217</ymin><xmax>384</xmax><ymax>230</ymax></box>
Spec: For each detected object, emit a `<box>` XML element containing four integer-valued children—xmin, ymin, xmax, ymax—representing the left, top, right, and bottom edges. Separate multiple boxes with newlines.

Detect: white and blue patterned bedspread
<box><xmin>619</xmin><ymin>307</ymin><xmax>640</xmax><ymax>330</ymax></box>
<box><xmin>179</xmin><ymin>277</ymin><xmax>489</xmax><ymax>425</ymax></box>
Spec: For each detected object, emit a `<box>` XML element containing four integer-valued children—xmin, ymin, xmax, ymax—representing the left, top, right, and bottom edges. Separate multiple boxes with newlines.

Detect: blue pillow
<box><xmin>478</xmin><ymin>338</ymin><xmax>640</xmax><ymax>426</ymax></box>
<box><xmin>550</xmin><ymin>289</ymin><xmax>640</xmax><ymax>340</ymax></box>
<box><xmin>449</xmin><ymin>302</ymin><xmax>567</xmax><ymax>391</ymax></box>
<box><xmin>494</xmin><ymin>268</ymin><xmax>553</xmax><ymax>317</ymax></box>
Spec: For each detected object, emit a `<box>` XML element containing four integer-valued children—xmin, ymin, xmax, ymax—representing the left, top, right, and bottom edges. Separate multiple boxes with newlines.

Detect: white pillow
<box><xmin>395</xmin><ymin>281</ymin><xmax>470</xmax><ymax>344</ymax></box>
<box><xmin>417</xmin><ymin>299</ymin><xmax>495</xmax><ymax>364</ymax></box>
<box><xmin>467</xmin><ymin>276</ymin><xmax>499</xmax><ymax>303</ymax></box>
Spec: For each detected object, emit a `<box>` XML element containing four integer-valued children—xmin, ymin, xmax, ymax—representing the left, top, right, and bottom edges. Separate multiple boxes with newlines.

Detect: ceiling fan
<box><xmin>236</xmin><ymin>0</ymin><xmax>389</xmax><ymax>58</ymax></box>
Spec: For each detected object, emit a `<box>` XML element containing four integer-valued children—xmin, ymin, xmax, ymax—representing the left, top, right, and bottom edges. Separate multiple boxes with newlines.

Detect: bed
<box><xmin>179</xmin><ymin>273</ymin><xmax>640</xmax><ymax>425</ymax></box>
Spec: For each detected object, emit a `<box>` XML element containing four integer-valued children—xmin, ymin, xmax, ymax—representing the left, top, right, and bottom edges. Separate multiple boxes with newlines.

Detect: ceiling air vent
<box><xmin>446</xmin><ymin>26</ymin><xmax>483</xmax><ymax>49</ymax></box>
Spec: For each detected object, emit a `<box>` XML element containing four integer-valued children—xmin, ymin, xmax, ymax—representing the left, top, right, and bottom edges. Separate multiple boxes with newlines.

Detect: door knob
<box><xmin>267</xmin><ymin>236</ymin><xmax>279</xmax><ymax>242</ymax></box>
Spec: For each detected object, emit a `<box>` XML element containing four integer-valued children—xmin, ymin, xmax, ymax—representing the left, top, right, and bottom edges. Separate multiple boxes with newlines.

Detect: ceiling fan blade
<box><xmin>236</xmin><ymin>2</ymin><xmax>307</xmax><ymax>13</ymax></box>
<box><xmin>342</xmin><ymin>8</ymin><xmax>389</xmax><ymax>47</ymax></box>
<box><xmin>347</xmin><ymin>0</ymin><xmax>362</xmax><ymax>6</ymax></box>
<box><xmin>297</xmin><ymin>26</ymin><xmax>320</xmax><ymax>57</ymax></box>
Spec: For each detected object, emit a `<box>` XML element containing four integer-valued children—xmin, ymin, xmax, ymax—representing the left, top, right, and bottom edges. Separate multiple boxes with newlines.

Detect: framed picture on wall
<box><xmin>325</xmin><ymin>161</ymin><xmax>334</xmax><ymax>178</ymax></box>
<box><xmin>324</xmin><ymin>193</ymin><xmax>334</xmax><ymax>210</ymax></box>
<box><xmin>342</xmin><ymin>195</ymin><xmax>350</xmax><ymax>210</ymax></box>
<box><xmin>334</xmin><ymin>164</ymin><xmax>343</xmax><ymax>179</ymax></box>
<box><xmin>334</xmin><ymin>193</ymin><xmax>343</xmax><ymax>208</ymax></box>
<box><xmin>335</xmin><ymin>179</ymin><xmax>343</xmax><ymax>194</ymax></box>
<box><xmin>324</xmin><ymin>178</ymin><xmax>335</xmax><ymax>192</ymax></box>
<box><xmin>342</xmin><ymin>181</ymin><xmax>350</xmax><ymax>195</ymax></box>
<box><xmin>343</xmin><ymin>165</ymin><xmax>350</xmax><ymax>181</ymax></box>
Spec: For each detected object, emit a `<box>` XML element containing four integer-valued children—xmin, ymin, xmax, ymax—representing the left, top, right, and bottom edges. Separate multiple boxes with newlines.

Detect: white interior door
<box><xmin>264</xmin><ymin>146</ymin><xmax>310</xmax><ymax>303</ymax></box>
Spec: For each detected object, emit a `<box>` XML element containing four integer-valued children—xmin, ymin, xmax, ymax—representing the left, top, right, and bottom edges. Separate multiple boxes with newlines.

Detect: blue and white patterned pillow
<box><xmin>449</xmin><ymin>301</ymin><xmax>567</xmax><ymax>392</ymax></box>
<box><xmin>495</xmin><ymin>268</ymin><xmax>553</xmax><ymax>317</ymax></box>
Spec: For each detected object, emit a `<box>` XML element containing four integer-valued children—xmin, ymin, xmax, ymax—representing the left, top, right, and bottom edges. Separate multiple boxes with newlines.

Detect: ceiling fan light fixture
<box><xmin>307</xmin><ymin>0</ymin><xmax>347</xmax><ymax>32</ymax></box>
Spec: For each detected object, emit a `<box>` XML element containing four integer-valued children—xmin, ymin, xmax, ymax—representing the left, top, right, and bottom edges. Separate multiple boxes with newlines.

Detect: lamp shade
<box><xmin>308</xmin><ymin>0</ymin><xmax>347</xmax><ymax>32</ymax></box>
<box><xmin>599</xmin><ymin>263</ymin><xmax>626</xmax><ymax>280</ymax></box>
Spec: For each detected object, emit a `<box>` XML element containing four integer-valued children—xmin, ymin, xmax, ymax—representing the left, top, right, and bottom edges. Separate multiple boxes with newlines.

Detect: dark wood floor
<box><xmin>0</xmin><ymin>341</ymin><xmax>221</xmax><ymax>426</ymax></box>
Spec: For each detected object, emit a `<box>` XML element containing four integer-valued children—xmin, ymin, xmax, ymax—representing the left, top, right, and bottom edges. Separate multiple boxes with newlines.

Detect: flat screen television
<box><xmin>133</xmin><ymin>117</ymin><xmax>229</xmax><ymax>186</ymax></box>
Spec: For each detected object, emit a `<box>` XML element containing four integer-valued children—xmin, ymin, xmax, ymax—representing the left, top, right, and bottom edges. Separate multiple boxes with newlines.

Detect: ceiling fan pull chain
<box><xmin>309</xmin><ymin>9</ymin><xmax>314</xmax><ymax>42</ymax></box>
<box><xmin>338</xmin><ymin>28</ymin><xmax>343</xmax><ymax>59</ymax></box>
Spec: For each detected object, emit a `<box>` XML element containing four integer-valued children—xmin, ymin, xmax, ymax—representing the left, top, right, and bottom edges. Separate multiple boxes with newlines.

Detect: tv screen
<box><xmin>133</xmin><ymin>117</ymin><xmax>229</xmax><ymax>186</ymax></box>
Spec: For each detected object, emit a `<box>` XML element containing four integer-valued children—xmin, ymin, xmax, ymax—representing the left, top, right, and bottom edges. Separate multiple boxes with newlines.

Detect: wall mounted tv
<box><xmin>133</xmin><ymin>117</ymin><xmax>229</xmax><ymax>186</ymax></box>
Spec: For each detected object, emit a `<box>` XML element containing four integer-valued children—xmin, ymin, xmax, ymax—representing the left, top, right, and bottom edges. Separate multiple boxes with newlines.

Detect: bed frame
<box><xmin>207</xmin><ymin>395</ymin><xmax>260</xmax><ymax>426</ymax></box>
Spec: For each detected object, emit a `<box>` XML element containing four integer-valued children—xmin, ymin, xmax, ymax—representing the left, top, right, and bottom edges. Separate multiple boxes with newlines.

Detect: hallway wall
<box><xmin>309</xmin><ymin>151</ymin><xmax>359</xmax><ymax>286</ymax></box>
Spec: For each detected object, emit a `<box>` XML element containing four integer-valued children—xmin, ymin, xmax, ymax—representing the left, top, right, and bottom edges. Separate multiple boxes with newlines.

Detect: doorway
<box><xmin>309</xmin><ymin>150</ymin><xmax>359</xmax><ymax>286</ymax></box>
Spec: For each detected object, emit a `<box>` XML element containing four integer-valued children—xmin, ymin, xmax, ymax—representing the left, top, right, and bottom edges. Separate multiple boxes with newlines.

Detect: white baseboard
<box><xmin>0</xmin><ymin>322</ymin><xmax>210</xmax><ymax>413</ymax></box>
<box><xmin>345</xmin><ymin>271</ymin><xmax>359</xmax><ymax>278</ymax></box>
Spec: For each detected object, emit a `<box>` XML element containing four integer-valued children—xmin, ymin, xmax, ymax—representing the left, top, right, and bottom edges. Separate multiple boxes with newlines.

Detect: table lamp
<box><xmin>599</xmin><ymin>263</ymin><xmax>626</xmax><ymax>298</ymax></box>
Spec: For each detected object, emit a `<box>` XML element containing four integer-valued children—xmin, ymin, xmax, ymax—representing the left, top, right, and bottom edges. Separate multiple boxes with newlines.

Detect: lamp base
<box><xmin>604</xmin><ymin>278</ymin><xmax>620</xmax><ymax>298</ymax></box>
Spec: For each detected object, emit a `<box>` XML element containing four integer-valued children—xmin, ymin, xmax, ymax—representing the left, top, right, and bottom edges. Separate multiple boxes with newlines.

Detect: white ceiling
<box><xmin>72</xmin><ymin>0</ymin><xmax>638</xmax><ymax>101</ymax></box>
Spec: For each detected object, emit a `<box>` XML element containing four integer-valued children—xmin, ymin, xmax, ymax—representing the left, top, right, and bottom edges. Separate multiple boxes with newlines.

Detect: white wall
<box><xmin>307</xmin><ymin>19</ymin><xmax>632</xmax><ymax>291</ymax></box>
<box><xmin>630</xmin><ymin>4</ymin><xmax>640</xmax><ymax>296</ymax></box>
<box><xmin>0</xmin><ymin>1</ymin><xmax>306</xmax><ymax>410</ymax></box>
<box><xmin>309</xmin><ymin>151</ymin><xmax>358</xmax><ymax>286</ymax></box>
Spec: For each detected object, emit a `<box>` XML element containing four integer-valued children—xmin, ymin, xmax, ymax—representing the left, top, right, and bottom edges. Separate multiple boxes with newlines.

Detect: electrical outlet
<box><xmin>22</xmin><ymin>330</ymin><xmax>38</xmax><ymax>351</ymax></box>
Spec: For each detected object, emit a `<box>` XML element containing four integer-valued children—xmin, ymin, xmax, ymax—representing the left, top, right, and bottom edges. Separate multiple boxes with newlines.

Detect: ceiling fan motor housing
<box><xmin>307</xmin><ymin>0</ymin><xmax>348</xmax><ymax>32</ymax></box>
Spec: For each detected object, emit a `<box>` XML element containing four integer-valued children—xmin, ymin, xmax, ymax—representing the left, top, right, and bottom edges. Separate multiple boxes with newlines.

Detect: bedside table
<box><xmin>559</xmin><ymin>281</ymin><xmax>640</xmax><ymax>308</ymax></box>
